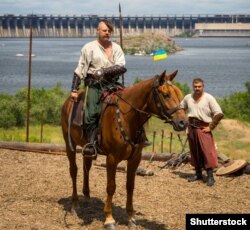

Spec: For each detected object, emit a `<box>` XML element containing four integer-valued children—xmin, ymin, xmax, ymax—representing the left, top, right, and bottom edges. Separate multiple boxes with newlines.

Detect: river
<box><xmin>0</xmin><ymin>37</ymin><xmax>249</xmax><ymax>97</ymax></box>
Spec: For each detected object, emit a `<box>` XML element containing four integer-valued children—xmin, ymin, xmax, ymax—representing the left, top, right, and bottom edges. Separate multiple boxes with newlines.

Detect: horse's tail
<box><xmin>67</xmin><ymin>99</ymin><xmax>75</xmax><ymax>151</ymax></box>
<box><xmin>61</xmin><ymin>90</ymin><xmax>86</xmax><ymax>151</ymax></box>
<box><xmin>61</xmin><ymin>95</ymin><xmax>76</xmax><ymax>150</ymax></box>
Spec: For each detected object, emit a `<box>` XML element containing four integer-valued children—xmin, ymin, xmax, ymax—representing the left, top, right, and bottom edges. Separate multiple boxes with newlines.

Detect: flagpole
<box><xmin>119</xmin><ymin>3</ymin><xmax>124</xmax><ymax>85</ymax></box>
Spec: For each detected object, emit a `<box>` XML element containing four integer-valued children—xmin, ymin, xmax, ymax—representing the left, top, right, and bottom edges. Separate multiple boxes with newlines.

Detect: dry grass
<box><xmin>144</xmin><ymin>118</ymin><xmax>250</xmax><ymax>162</ymax></box>
<box><xmin>214</xmin><ymin>119</ymin><xmax>250</xmax><ymax>161</ymax></box>
<box><xmin>0</xmin><ymin>149</ymin><xmax>249</xmax><ymax>230</ymax></box>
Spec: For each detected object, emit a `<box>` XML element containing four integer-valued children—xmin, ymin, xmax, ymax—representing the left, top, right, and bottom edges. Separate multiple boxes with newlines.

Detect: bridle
<box><xmin>110</xmin><ymin>75</ymin><xmax>184</xmax><ymax>148</ymax></box>
<box><xmin>113</xmin><ymin>75</ymin><xmax>183</xmax><ymax>123</ymax></box>
<box><xmin>151</xmin><ymin>76</ymin><xmax>183</xmax><ymax>122</ymax></box>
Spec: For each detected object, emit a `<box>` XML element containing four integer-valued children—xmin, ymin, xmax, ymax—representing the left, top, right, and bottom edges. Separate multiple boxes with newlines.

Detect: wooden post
<box><xmin>26</xmin><ymin>15</ymin><xmax>33</xmax><ymax>143</ymax></box>
<box><xmin>161</xmin><ymin>129</ymin><xmax>164</xmax><ymax>153</ymax></box>
<box><xmin>40</xmin><ymin>109</ymin><xmax>44</xmax><ymax>143</ymax></box>
<box><xmin>169</xmin><ymin>132</ymin><xmax>173</xmax><ymax>153</ymax></box>
<box><xmin>152</xmin><ymin>131</ymin><xmax>156</xmax><ymax>152</ymax></box>
<box><xmin>119</xmin><ymin>3</ymin><xmax>124</xmax><ymax>85</ymax></box>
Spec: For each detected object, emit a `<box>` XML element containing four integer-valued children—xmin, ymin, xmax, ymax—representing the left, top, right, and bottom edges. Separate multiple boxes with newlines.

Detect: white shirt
<box><xmin>74</xmin><ymin>40</ymin><xmax>125</xmax><ymax>79</ymax></box>
<box><xmin>180</xmin><ymin>92</ymin><xmax>223</xmax><ymax>123</ymax></box>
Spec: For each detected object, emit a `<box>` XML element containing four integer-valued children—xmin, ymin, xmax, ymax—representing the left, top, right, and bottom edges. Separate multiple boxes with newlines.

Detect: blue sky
<box><xmin>1</xmin><ymin>0</ymin><xmax>250</xmax><ymax>16</ymax></box>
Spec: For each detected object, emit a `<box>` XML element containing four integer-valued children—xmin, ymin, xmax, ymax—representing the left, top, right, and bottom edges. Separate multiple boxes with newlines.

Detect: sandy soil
<box><xmin>0</xmin><ymin>148</ymin><xmax>249</xmax><ymax>230</ymax></box>
<box><xmin>220</xmin><ymin>119</ymin><xmax>250</xmax><ymax>143</ymax></box>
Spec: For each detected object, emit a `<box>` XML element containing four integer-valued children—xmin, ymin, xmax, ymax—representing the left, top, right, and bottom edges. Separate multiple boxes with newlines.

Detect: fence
<box><xmin>145</xmin><ymin>129</ymin><xmax>188</xmax><ymax>154</ymax></box>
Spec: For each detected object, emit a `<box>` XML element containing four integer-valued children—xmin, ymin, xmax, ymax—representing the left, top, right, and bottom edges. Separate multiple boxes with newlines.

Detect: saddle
<box><xmin>72</xmin><ymin>90</ymin><xmax>85</xmax><ymax>127</ymax></box>
<box><xmin>71</xmin><ymin>86</ymin><xmax>147</xmax><ymax>158</ymax></box>
<box><xmin>71</xmin><ymin>86</ymin><xmax>123</xmax><ymax>157</ymax></box>
<box><xmin>72</xmin><ymin>86</ymin><xmax>123</xmax><ymax>128</ymax></box>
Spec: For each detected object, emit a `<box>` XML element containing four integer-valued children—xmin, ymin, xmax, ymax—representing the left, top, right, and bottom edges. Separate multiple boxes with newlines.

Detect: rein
<box><xmin>110</xmin><ymin>96</ymin><xmax>150</xmax><ymax>148</ymax></box>
<box><xmin>110</xmin><ymin>76</ymin><xmax>183</xmax><ymax>147</ymax></box>
<box><xmin>115</xmin><ymin>76</ymin><xmax>182</xmax><ymax>122</ymax></box>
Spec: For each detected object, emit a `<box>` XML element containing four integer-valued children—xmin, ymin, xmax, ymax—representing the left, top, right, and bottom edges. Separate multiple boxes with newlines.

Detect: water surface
<box><xmin>0</xmin><ymin>37</ymin><xmax>249</xmax><ymax>97</ymax></box>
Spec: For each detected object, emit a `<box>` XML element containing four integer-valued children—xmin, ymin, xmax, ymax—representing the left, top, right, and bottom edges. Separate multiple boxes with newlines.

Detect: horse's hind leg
<box><xmin>82</xmin><ymin>157</ymin><xmax>92</xmax><ymax>198</ymax></box>
<box><xmin>65</xmin><ymin>144</ymin><xmax>79</xmax><ymax>210</ymax></box>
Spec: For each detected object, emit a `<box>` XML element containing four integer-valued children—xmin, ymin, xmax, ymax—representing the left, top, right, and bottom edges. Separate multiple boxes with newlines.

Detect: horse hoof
<box><xmin>70</xmin><ymin>202</ymin><xmax>80</xmax><ymax>215</ymax></box>
<box><xmin>104</xmin><ymin>223</ymin><xmax>116</xmax><ymax>230</ymax></box>
<box><xmin>83</xmin><ymin>193</ymin><xmax>90</xmax><ymax>199</ymax></box>
<box><xmin>128</xmin><ymin>218</ymin><xmax>137</xmax><ymax>228</ymax></box>
<box><xmin>71</xmin><ymin>201</ymin><xmax>80</xmax><ymax>211</ymax></box>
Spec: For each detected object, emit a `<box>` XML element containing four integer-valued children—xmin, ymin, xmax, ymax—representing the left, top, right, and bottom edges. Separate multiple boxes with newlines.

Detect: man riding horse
<box><xmin>70</xmin><ymin>19</ymin><xmax>127</xmax><ymax>157</ymax></box>
<box><xmin>62</xmin><ymin>69</ymin><xmax>188</xmax><ymax>229</ymax></box>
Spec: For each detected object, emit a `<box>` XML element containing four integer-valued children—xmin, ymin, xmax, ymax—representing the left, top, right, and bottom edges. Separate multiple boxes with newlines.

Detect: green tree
<box><xmin>0</xmin><ymin>83</ymin><xmax>68</xmax><ymax>128</ymax></box>
<box><xmin>219</xmin><ymin>82</ymin><xmax>250</xmax><ymax>122</ymax></box>
<box><xmin>174</xmin><ymin>81</ymin><xmax>191</xmax><ymax>96</ymax></box>
<box><xmin>0</xmin><ymin>94</ymin><xmax>16</xmax><ymax>128</ymax></box>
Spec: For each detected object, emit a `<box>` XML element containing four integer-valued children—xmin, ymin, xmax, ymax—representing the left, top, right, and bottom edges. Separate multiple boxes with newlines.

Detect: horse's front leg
<box><xmin>126</xmin><ymin>151</ymin><xmax>142</xmax><ymax>228</ymax></box>
<box><xmin>82</xmin><ymin>157</ymin><xmax>92</xmax><ymax>198</ymax></box>
<box><xmin>104</xmin><ymin>154</ymin><xmax>118</xmax><ymax>230</ymax></box>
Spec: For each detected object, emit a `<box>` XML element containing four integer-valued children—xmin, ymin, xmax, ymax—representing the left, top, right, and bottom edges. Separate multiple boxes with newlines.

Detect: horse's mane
<box><xmin>172</xmin><ymin>84</ymin><xmax>183</xmax><ymax>100</ymax></box>
<box><xmin>123</xmin><ymin>75</ymin><xmax>183</xmax><ymax>101</ymax></box>
<box><xmin>121</xmin><ymin>77</ymin><xmax>154</xmax><ymax>97</ymax></box>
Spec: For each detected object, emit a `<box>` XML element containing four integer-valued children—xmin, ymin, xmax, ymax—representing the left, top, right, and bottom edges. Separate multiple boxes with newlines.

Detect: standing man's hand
<box><xmin>202</xmin><ymin>126</ymin><xmax>211</xmax><ymax>133</ymax></box>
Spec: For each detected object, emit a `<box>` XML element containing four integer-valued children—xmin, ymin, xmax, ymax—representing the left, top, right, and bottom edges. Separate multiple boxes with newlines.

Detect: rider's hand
<box><xmin>71</xmin><ymin>91</ymin><xmax>78</xmax><ymax>101</ymax></box>
<box><xmin>93</xmin><ymin>69</ymin><xmax>104</xmax><ymax>80</ymax></box>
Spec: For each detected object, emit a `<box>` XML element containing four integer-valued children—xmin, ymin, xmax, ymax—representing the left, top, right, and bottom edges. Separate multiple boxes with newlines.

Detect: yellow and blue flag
<box><xmin>153</xmin><ymin>49</ymin><xmax>168</xmax><ymax>61</ymax></box>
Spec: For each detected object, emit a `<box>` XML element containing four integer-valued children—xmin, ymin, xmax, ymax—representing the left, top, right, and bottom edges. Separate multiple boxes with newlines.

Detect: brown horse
<box><xmin>61</xmin><ymin>70</ymin><xmax>188</xmax><ymax>229</ymax></box>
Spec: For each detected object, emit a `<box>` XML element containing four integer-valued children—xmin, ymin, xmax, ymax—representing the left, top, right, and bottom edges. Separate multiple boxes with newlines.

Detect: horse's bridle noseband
<box><xmin>152</xmin><ymin>76</ymin><xmax>183</xmax><ymax>122</ymax></box>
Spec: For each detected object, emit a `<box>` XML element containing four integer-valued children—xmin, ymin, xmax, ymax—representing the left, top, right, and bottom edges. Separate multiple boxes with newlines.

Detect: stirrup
<box><xmin>82</xmin><ymin>143</ymin><xmax>97</xmax><ymax>159</ymax></box>
<box><xmin>143</xmin><ymin>140</ymin><xmax>152</xmax><ymax>147</ymax></box>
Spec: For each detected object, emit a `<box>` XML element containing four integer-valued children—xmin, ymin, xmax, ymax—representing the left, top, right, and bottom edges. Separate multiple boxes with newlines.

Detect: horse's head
<box><xmin>148</xmin><ymin>70</ymin><xmax>188</xmax><ymax>131</ymax></box>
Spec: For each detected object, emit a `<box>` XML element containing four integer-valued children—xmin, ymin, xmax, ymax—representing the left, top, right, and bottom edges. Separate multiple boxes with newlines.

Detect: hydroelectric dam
<box><xmin>1</xmin><ymin>14</ymin><xmax>250</xmax><ymax>38</ymax></box>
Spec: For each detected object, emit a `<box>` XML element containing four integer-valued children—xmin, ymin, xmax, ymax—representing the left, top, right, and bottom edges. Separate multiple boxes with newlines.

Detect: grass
<box><xmin>0</xmin><ymin>118</ymin><xmax>249</xmax><ymax>161</ymax></box>
<box><xmin>143</xmin><ymin>116</ymin><xmax>188</xmax><ymax>154</ymax></box>
<box><xmin>0</xmin><ymin>125</ymin><xmax>64</xmax><ymax>144</ymax></box>
<box><xmin>214</xmin><ymin>133</ymin><xmax>250</xmax><ymax>161</ymax></box>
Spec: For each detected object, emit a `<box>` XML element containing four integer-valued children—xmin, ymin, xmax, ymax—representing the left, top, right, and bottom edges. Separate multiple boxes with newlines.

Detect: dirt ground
<box><xmin>0</xmin><ymin>149</ymin><xmax>249</xmax><ymax>230</ymax></box>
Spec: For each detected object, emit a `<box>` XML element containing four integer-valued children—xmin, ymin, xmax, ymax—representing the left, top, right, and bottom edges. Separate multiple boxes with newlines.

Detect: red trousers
<box><xmin>188</xmin><ymin>126</ymin><xmax>218</xmax><ymax>170</ymax></box>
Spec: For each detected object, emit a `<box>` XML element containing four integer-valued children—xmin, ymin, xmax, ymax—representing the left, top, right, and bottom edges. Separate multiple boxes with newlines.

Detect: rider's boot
<box><xmin>83</xmin><ymin>128</ymin><xmax>98</xmax><ymax>158</ymax></box>
<box><xmin>141</xmin><ymin>127</ymin><xmax>152</xmax><ymax>147</ymax></box>
<box><xmin>143</xmin><ymin>136</ymin><xmax>152</xmax><ymax>147</ymax></box>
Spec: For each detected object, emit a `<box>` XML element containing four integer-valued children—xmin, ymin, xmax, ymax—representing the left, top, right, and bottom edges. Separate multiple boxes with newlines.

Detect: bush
<box><xmin>173</xmin><ymin>81</ymin><xmax>191</xmax><ymax>96</ymax></box>
<box><xmin>0</xmin><ymin>83</ymin><xmax>68</xmax><ymax>128</ymax></box>
<box><xmin>0</xmin><ymin>81</ymin><xmax>249</xmax><ymax>128</ymax></box>
<box><xmin>219</xmin><ymin>82</ymin><xmax>250</xmax><ymax>122</ymax></box>
<box><xmin>0</xmin><ymin>94</ymin><xmax>22</xmax><ymax>128</ymax></box>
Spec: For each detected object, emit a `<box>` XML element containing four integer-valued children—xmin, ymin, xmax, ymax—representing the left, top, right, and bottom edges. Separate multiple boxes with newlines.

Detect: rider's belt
<box><xmin>188</xmin><ymin>117</ymin><xmax>209</xmax><ymax>128</ymax></box>
<box><xmin>85</xmin><ymin>74</ymin><xmax>99</xmax><ymax>86</ymax></box>
<box><xmin>86</xmin><ymin>74</ymin><xmax>118</xmax><ymax>85</ymax></box>
<box><xmin>87</xmin><ymin>74</ymin><xmax>94</xmax><ymax>78</ymax></box>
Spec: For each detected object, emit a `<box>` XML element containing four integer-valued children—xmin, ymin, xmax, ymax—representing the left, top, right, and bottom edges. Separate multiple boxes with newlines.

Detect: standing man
<box><xmin>180</xmin><ymin>78</ymin><xmax>224</xmax><ymax>186</ymax></box>
<box><xmin>70</xmin><ymin>19</ymin><xmax>126</xmax><ymax>157</ymax></box>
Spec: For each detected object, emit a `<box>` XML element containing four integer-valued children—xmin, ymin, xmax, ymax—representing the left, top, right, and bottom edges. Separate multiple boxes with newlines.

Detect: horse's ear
<box><xmin>159</xmin><ymin>70</ymin><xmax>167</xmax><ymax>84</ymax></box>
<box><xmin>169</xmin><ymin>70</ymin><xmax>178</xmax><ymax>81</ymax></box>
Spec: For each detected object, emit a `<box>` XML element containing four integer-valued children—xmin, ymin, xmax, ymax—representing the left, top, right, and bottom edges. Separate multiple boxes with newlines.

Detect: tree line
<box><xmin>0</xmin><ymin>81</ymin><xmax>249</xmax><ymax>129</ymax></box>
<box><xmin>0</xmin><ymin>83</ymin><xmax>68</xmax><ymax>128</ymax></box>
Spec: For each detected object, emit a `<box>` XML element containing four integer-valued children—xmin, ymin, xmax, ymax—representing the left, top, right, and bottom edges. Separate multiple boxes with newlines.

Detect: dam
<box><xmin>1</xmin><ymin>14</ymin><xmax>250</xmax><ymax>37</ymax></box>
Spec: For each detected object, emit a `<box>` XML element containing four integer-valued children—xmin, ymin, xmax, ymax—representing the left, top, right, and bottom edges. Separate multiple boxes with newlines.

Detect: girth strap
<box><xmin>116</xmin><ymin>107</ymin><xmax>137</xmax><ymax>148</ymax></box>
